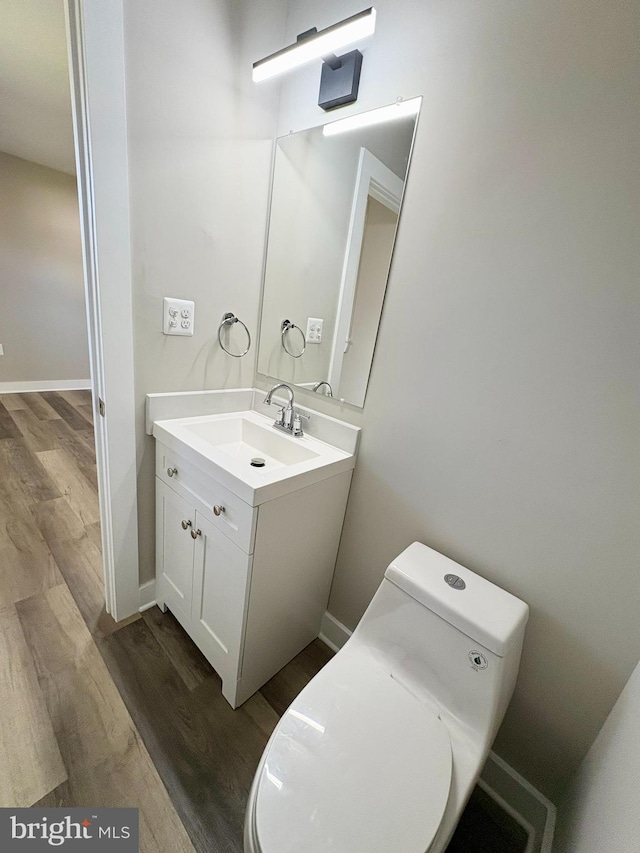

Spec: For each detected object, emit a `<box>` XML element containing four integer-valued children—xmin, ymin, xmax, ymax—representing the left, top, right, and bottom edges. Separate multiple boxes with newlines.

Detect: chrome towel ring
<box><xmin>218</xmin><ymin>312</ymin><xmax>251</xmax><ymax>357</ymax></box>
<box><xmin>281</xmin><ymin>319</ymin><xmax>306</xmax><ymax>358</ymax></box>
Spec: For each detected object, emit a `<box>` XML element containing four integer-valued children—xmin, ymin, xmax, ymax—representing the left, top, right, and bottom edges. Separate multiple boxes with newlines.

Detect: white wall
<box><xmin>124</xmin><ymin>0</ymin><xmax>287</xmax><ymax>584</ymax></box>
<box><xmin>0</xmin><ymin>151</ymin><xmax>89</xmax><ymax>383</ymax></box>
<box><xmin>555</xmin><ymin>660</ymin><xmax>640</xmax><ymax>851</ymax></box>
<box><xmin>0</xmin><ymin>0</ymin><xmax>76</xmax><ymax>176</ymax></box>
<box><xmin>269</xmin><ymin>0</ymin><xmax>640</xmax><ymax>797</ymax></box>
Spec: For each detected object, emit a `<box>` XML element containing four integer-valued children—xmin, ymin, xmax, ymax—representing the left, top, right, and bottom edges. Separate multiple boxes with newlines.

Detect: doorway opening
<box><xmin>0</xmin><ymin>1</ymin><xmax>105</xmax><ymax>628</ymax></box>
<box><xmin>0</xmin><ymin>0</ymin><xmax>140</xmax><ymax>627</ymax></box>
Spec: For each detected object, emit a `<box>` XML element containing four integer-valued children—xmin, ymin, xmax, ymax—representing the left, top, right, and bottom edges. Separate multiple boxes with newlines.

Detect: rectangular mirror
<box><xmin>256</xmin><ymin>98</ymin><xmax>421</xmax><ymax>407</ymax></box>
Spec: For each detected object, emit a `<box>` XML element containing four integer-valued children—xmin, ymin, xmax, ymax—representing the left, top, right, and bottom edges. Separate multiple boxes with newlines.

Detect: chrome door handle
<box><xmin>190</xmin><ymin>528</ymin><xmax>202</xmax><ymax>539</ymax></box>
<box><xmin>181</xmin><ymin>519</ymin><xmax>192</xmax><ymax>530</ymax></box>
<box><xmin>167</xmin><ymin>467</ymin><xmax>178</xmax><ymax>478</ymax></box>
<box><xmin>213</xmin><ymin>505</ymin><xmax>225</xmax><ymax>516</ymax></box>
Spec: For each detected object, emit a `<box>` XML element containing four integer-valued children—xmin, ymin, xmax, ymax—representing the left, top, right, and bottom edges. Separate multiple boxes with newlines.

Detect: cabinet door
<box><xmin>156</xmin><ymin>479</ymin><xmax>195</xmax><ymax>622</ymax></box>
<box><xmin>191</xmin><ymin>511</ymin><xmax>251</xmax><ymax>685</ymax></box>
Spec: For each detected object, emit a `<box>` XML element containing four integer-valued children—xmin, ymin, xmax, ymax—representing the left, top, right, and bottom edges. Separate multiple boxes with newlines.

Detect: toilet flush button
<box><xmin>444</xmin><ymin>574</ymin><xmax>466</xmax><ymax>590</ymax></box>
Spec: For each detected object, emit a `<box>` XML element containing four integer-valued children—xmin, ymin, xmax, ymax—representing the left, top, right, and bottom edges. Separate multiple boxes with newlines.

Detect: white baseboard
<box><xmin>477</xmin><ymin>776</ymin><xmax>536</xmax><ymax>853</ymax></box>
<box><xmin>318</xmin><ymin>611</ymin><xmax>352</xmax><ymax>652</ymax></box>
<box><xmin>0</xmin><ymin>379</ymin><xmax>92</xmax><ymax>394</ymax></box>
<box><xmin>481</xmin><ymin>752</ymin><xmax>556</xmax><ymax>853</ymax></box>
<box><xmin>139</xmin><ymin>580</ymin><xmax>157</xmax><ymax>613</ymax></box>
<box><xmin>318</xmin><ymin>609</ymin><xmax>555</xmax><ymax>851</ymax></box>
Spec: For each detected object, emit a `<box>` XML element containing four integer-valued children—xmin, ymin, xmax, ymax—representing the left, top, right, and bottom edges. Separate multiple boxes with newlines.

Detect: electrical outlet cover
<box><xmin>163</xmin><ymin>298</ymin><xmax>195</xmax><ymax>336</ymax></box>
<box><xmin>306</xmin><ymin>317</ymin><xmax>324</xmax><ymax>344</ymax></box>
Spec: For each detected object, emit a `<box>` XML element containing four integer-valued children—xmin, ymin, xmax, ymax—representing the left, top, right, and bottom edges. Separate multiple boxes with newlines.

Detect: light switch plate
<box><xmin>163</xmin><ymin>298</ymin><xmax>195</xmax><ymax>336</ymax></box>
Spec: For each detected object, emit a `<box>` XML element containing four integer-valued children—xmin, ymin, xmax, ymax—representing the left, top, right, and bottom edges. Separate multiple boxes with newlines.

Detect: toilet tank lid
<box><xmin>385</xmin><ymin>542</ymin><xmax>529</xmax><ymax>657</ymax></box>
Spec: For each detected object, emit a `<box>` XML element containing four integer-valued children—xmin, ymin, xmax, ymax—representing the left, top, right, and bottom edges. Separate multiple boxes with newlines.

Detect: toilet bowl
<box><xmin>244</xmin><ymin>542</ymin><xmax>529</xmax><ymax>853</ymax></box>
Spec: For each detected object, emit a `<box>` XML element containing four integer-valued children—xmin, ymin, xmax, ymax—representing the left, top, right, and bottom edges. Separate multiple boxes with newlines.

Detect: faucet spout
<box><xmin>264</xmin><ymin>383</ymin><xmax>294</xmax><ymax>407</ymax></box>
<box><xmin>311</xmin><ymin>381</ymin><xmax>333</xmax><ymax>397</ymax></box>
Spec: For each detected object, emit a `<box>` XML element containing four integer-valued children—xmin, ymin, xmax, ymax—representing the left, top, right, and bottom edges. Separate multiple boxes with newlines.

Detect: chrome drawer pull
<box><xmin>181</xmin><ymin>519</ymin><xmax>192</xmax><ymax>530</ymax></box>
<box><xmin>167</xmin><ymin>467</ymin><xmax>178</xmax><ymax>478</ymax></box>
<box><xmin>190</xmin><ymin>528</ymin><xmax>202</xmax><ymax>539</ymax></box>
<box><xmin>213</xmin><ymin>505</ymin><xmax>225</xmax><ymax>517</ymax></box>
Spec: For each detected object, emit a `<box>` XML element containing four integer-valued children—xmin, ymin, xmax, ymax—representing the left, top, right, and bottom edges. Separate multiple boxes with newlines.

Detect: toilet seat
<box><xmin>253</xmin><ymin>650</ymin><xmax>452</xmax><ymax>853</ymax></box>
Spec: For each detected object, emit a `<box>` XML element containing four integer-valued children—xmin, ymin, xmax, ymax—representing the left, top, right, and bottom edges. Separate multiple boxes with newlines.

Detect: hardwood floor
<box><xmin>0</xmin><ymin>390</ymin><xmax>527</xmax><ymax>853</ymax></box>
<box><xmin>0</xmin><ymin>391</ymin><xmax>194</xmax><ymax>852</ymax></box>
<box><xmin>100</xmin><ymin>617</ymin><xmax>270</xmax><ymax>852</ymax></box>
<box><xmin>17</xmin><ymin>585</ymin><xmax>193</xmax><ymax>852</ymax></box>
<box><xmin>0</xmin><ymin>603</ymin><xmax>66</xmax><ymax>806</ymax></box>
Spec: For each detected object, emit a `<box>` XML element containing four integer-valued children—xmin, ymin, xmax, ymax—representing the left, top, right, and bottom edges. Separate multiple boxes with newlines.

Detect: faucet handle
<box><xmin>292</xmin><ymin>410</ymin><xmax>310</xmax><ymax>436</ymax></box>
<box><xmin>274</xmin><ymin>406</ymin><xmax>286</xmax><ymax>426</ymax></box>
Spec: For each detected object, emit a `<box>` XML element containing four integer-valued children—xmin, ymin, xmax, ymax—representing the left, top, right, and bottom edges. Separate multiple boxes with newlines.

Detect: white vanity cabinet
<box><xmin>155</xmin><ymin>440</ymin><xmax>352</xmax><ymax>708</ymax></box>
<box><xmin>156</xmin><ymin>478</ymin><xmax>251</xmax><ymax>694</ymax></box>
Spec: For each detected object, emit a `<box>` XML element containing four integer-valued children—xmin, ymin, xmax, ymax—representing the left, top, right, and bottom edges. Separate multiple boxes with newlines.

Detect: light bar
<box><xmin>252</xmin><ymin>7</ymin><xmax>376</xmax><ymax>83</ymax></box>
<box><xmin>322</xmin><ymin>97</ymin><xmax>421</xmax><ymax>136</ymax></box>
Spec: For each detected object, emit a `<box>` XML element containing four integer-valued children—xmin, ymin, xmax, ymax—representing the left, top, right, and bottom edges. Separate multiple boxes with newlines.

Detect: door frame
<box><xmin>328</xmin><ymin>148</ymin><xmax>404</xmax><ymax>396</ymax></box>
<box><xmin>65</xmin><ymin>0</ymin><xmax>140</xmax><ymax>620</ymax></box>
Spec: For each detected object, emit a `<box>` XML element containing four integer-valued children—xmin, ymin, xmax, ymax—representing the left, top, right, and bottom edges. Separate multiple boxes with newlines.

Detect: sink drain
<box><xmin>250</xmin><ymin>457</ymin><xmax>266</xmax><ymax>468</ymax></box>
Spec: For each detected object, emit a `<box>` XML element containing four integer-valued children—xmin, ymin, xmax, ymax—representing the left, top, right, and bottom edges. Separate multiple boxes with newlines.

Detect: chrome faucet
<box><xmin>311</xmin><ymin>380</ymin><xmax>333</xmax><ymax>397</ymax></box>
<box><xmin>264</xmin><ymin>383</ymin><xmax>309</xmax><ymax>436</ymax></box>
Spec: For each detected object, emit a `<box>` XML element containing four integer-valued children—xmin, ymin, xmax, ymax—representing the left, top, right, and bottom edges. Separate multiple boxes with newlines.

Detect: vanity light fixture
<box><xmin>252</xmin><ymin>7</ymin><xmax>376</xmax><ymax>111</ymax></box>
<box><xmin>322</xmin><ymin>96</ymin><xmax>422</xmax><ymax>136</ymax></box>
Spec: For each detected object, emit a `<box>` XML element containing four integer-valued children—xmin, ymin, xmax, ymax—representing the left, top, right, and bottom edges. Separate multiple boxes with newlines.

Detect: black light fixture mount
<box><xmin>319</xmin><ymin>48</ymin><xmax>364</xmax><ymax>111</ymax></box>
<box><xmin>252</xmin><ymin>8</ymin><xmax>376</xmax><ymax>112</ymax></box>
<box><xmin>292</xmin><ymin>26</ymin><xmax>364</xmax><ymax>111</ymax></box>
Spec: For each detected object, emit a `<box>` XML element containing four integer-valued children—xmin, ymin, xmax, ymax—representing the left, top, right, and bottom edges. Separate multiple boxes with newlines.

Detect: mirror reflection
<box><xmin>256</xmin><ymin>99</ymin><xmax>421</xmax><ymax>407</ymax></box>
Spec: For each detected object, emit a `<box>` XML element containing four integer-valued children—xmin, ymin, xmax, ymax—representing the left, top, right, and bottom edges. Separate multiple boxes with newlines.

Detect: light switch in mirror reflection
<box><xmin>256</xmin><ymin>98</ymin><xmax>421</xmax><ymax>408</ymax></box>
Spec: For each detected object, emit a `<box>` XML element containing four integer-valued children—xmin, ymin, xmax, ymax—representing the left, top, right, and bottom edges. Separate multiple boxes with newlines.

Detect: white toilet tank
<box><xmin>350</xmin><ymin>542</ymin><xmax>529</xmax><ymax>751</ymax></box>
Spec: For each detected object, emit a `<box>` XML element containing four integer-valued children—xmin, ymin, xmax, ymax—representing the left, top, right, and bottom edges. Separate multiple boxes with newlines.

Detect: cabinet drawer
<box><xmin>156</xmin><ymin>443</ymin><xmax>256</xmax><ymax>553</ymax></box>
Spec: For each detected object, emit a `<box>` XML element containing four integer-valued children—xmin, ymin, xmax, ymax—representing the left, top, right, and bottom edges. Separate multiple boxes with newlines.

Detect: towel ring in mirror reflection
<box><xmin>217</xmin><ymin>312</ymin><xmax>251</xmax><ymax>357</ymax></box>
<box><xmin>281</xmin><ymin>319</ymin><xmax>306</xmax><ymax>358</ymax></box>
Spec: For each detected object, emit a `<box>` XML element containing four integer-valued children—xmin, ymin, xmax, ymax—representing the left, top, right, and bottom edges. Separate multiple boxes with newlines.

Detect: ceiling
<box><xmin>0</xmin><ymin>0</ymin><xmax>76</xmax><ymax>175</ymax></box>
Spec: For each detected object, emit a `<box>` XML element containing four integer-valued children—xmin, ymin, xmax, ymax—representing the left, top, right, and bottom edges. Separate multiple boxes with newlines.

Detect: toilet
<box><xmin>244</xmin><ymin>542</ymin><xmax>529</xmax><ymax>853</ymax></box>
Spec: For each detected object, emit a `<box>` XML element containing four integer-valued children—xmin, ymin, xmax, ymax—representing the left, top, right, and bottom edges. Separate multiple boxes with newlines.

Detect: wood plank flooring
<box><xmin>0</xmin><ymin>603</ymin><xmax>67</xmax><ymax>806</ymax></box>
<box><xmin>0</xmin><ymin>390</ymin><xmax>527</xmax><ymax>853</ymax></box>
<box><xmin>17</xmin><ymin>585</ymin><xmax>194</xmax><ymax>853</ymax></box>
<box><xmin>0</xmin><ymin>391</ymin><xmax>195</xmax><ymax>852</ymax></box>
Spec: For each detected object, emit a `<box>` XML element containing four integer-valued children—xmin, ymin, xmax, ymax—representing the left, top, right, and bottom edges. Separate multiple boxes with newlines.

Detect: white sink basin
<box><xmin>180</xmin><ymin>416</ymin><xmax>319</xmax><ymax>470</ymax></box>
<box><xmin>152</xmin><ymin>410</ymin><xmax>355</xmax><ymax>505</ymax></box>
